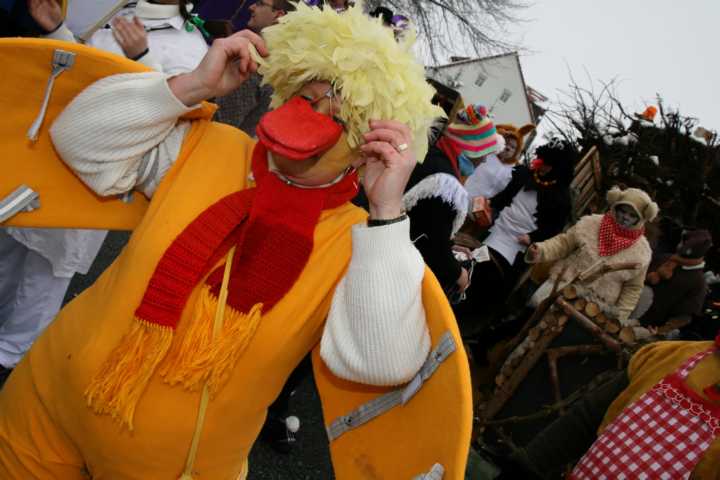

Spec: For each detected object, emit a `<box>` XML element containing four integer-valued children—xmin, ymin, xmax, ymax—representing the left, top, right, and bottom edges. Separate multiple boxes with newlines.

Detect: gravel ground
<box><xmin>63</xmin><ymin>231</ymin><xmax>334</xmax><ymax>479</ymax></box>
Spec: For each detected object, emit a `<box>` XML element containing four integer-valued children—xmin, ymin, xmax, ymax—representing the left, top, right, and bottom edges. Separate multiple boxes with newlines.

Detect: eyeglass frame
<box><xmin>299</xmin><ymin>86</ymin><xmax>346</xmax><ymax>129</ymax></box>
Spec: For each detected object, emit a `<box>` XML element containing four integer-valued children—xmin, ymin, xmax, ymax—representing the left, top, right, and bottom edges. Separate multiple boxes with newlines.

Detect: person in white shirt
<box><xmin>464</xmin><ymin>122</ymin><xmax>535</xmax><ymax>199</ymax></box>
<box><xmin>40</xmin><ymin>0</ymin><xmax>209</xmax><ymax>75</ymax></box>
<box><xmin>463</xmin><ymin>133</ymin><xmax>508</xmax><ymax>198</ymax></box>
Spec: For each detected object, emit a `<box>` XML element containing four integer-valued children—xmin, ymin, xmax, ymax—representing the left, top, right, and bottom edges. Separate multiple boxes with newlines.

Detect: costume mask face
<box><xmin>499</xmin><ymin>137</ymin><xmax>517</xmax><ymax>161</ymax></box>
<box><xmin>458</xmin><ymin>153</ymin><xmax>477</xmax><ymax>176</ymax></box>
<box><xmin>269</xmin><ymin>132</ymin><xmax>356</xmax><ymax>186</ymax></box>
<box><xmin>530</xmin><ymin>158</ymin><xmax>553</xmax><ymax>177</ymax></box>
<box><xmin>614</xmin><ymin>204</ymin><xmax>640</xmax><ymax>229</ymax></box>
<box><xmin>256</xmin><ymin>96</ymin><xmax>343</xmax><ymax>162</ymax></box>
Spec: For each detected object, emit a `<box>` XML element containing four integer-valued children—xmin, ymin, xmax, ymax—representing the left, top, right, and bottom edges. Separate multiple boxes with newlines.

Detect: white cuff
<box><xmin>43</xmin><ymin>23</ymin><xmax>75</xmax><ymax>42</ymax></box>
<box><xmin>351</xmin><ymin>217</ymin><xmax>416</xmax><ymax>265</ymax></box>
<box><xmin>137</xmin><ymin>49</ymin><xmax>163</xmax><ymax>72</ymax></box>
<box><xmin>320</xmin><ymin>218</ymin><xmax>430</xmax><ymax>386</ymax></box>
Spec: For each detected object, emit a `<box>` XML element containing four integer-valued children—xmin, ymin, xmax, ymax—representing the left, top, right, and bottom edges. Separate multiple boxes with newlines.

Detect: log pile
<box><xmin>495</xmin><ymin>288</ymin><xmax>626</xmax><ymax>390</ymax></box>
<box><xmin>481</xmin><ymin>286</ymin><xmax>628</xmax><ymax>424</ymax></box>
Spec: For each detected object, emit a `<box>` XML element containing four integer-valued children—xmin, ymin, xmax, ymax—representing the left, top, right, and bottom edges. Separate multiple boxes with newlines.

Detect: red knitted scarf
<box><xmin>436</xmin><ymin>136</ymin><xmax>463</xmax><ymax>180</ymax></box>
<box><xmin>597</xmin><ymin>212</ymin><xmax>644</xmax><ymax>257</ymax></box>
<box><xmin>135</xmin><ymin>143</ymin><xmax>359</xmax><ymax>329</ymax></box>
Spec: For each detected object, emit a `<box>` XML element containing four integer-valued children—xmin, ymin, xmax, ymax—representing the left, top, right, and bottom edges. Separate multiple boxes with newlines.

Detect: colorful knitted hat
<box><xmin>444</xmin><ymin>104</ymin><xmax>498</xmax><ymax>159</ymax></box>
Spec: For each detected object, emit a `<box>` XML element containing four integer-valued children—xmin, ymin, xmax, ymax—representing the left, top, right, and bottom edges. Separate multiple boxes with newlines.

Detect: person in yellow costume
<box><xmin>0</xmin><ymin>4</ymin><xmax>473</xmax><ymax>479</ymax></box>
<box><xmin>497</xmin><ymin>340</ymin><xmax>720</xmax><ymax>479</ymax></box>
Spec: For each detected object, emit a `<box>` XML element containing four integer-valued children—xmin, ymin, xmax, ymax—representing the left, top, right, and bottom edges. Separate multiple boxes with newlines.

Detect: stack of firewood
<box><xmin>495</xmin><ymin>309</ymin><xmax>563</xmax><ymax>388</ymax></box>
<box><xmin>495</xmin><ymin>285</ymin><xmax>626</xmax><ymax>388</ymax></box>
<box><xmin>560</xmin><ymin>286</ymin><xmax>623</xmax><ymax>334</ymax></box>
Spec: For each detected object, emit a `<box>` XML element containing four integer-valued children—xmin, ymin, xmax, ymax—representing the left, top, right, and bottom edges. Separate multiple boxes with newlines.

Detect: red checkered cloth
<box><xmin>571</xmin><ymin>348</ymin><xmax>720</xmax><ymax>480</ymax></box>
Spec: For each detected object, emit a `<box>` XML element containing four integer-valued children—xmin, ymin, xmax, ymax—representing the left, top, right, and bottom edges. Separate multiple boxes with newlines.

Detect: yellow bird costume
<box><xmin>0</xmin><ymin>4</ymin><xmax>472</xmax><ymax>479</ymax></box>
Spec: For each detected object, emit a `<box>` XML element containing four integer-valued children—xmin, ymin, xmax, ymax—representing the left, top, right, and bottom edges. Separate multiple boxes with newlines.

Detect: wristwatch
<box><xmin>367</xmin><ymin>213</ymin><xmax>408</xmax><ymax>227</ymax></box>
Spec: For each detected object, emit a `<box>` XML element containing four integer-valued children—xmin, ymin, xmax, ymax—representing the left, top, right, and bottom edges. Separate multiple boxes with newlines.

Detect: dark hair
<box><xmin>370</xmin><ymin>6</ymin><xmax>393</xmax><ymax>26</ymax></box>
<box><xmin>178</xmin><ymin>0</ymin><xmax>193</xmax><ymax>23</ymax></box>
<box><xmin>535</xmin><ymin>138</ymin><xmax>577</xmax><ymax>187</ymax></box>
<box><xmin>273</xmin><ymin>0</ymin><xmax>297</xmax><ymax>12</ymax></box>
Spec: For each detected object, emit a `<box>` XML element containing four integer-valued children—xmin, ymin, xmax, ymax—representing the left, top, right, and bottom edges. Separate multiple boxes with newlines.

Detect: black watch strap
<box><xmin>367</xmin><ymin>213</ymin><xmax>408</xmax><ymax>227</ymax></box>
<box><xmin>130</xmin><ymin>48</ymin><xmax>150</xmax><ymax>61</ymax></box>
<box><xmin>43</xmin><ymin>21</ymin><xmax>65</xmax><ymax>35</ymax></box>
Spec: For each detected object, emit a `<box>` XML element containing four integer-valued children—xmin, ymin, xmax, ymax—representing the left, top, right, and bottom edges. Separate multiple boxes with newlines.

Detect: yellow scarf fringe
<box><xmin>160</xmin><ymin>285</ymin><xmax>263</xmax><ymax>396</ymax></box>
<box><xmin>84</xmin><ymin>289</ymin><xmax>262</xmax><ymax>430</ymax></box>
<box><xmin>84</xmin><ymin>320</ymin><xmax>173</xmax><ymax>431</ymax></box>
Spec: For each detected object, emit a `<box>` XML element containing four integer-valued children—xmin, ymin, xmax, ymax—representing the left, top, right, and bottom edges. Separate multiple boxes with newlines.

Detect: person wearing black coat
<box><xmin>454</xmin><ymin>139</ymin><xmax>576</xmax><ymax>324</ymax></box>
<box><xmin>398</xmin><ymin>104</ymin><xmax>499</xmax><ymax>298</ymax></box>
<box><xmin>403</xmin><ymin>143</ymin><xmax>470</xmax><ymax>294</ymax></box>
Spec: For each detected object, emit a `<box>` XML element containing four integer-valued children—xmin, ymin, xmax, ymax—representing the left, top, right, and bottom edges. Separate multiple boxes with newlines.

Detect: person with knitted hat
<box><xmin>527</xmin><ymin>186</ymin><xmax>659</xmax><ymax>325</ymax></box>
<box><xmin>621</xmin><ymin>228</ymin><xmax>713</xmax><ymax>342</ymax></box>
<box><xmin>464</xmin><ymin>131</ymin><xmax>510</xmax><ymax>198</ymax></box>
<box><xmin>463</xmin><ymin>121</ymin><xmax>533</xmax><ymax>221</ymax></box>
<box><xmin>436</xmin><ymin>103</ymin><xmax>499</xmax><ymax>179</ymax></box>
<box><xmin>464</xmin><ymin>121</ymin><xmax>534</xmax><ymax>232</ymax></box>
<box><xmin>0</xmin><ymin>4</ymin><xmax>475</xmax><ymax>479</ymax></box>
<box><xmin>399</xmin><ymin>103</ymin><xmax>497</xmax><ymax>298</ymax></box>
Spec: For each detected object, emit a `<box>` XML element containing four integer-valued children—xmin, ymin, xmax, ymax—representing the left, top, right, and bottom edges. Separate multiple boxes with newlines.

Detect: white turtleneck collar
<box><xmin>135</xmin><ymin>1</ymin><xmax>193</xmax><ymax>20</ymax></box>
<box><xmin>682</xmin><ymin>261</ymin><xmax>706</xmax><ymax>271</ymax></box>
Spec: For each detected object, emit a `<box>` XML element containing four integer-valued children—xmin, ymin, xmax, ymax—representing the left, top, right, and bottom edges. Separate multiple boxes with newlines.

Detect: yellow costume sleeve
<box><xmin>313</xmin><ymin>269</ymin><xmax>472</xmax><ymax>479</ymax></box>
<box><xmin>0</xmin><ymin>38</ymin><xmax>212</xmax><ymax>231</ymax></box>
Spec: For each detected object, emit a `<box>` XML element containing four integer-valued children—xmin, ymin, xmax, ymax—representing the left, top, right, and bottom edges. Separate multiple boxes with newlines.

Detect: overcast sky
<box><xmin>506</xmin><ymin>0</ymin><xmax>719</xmax><ymax>131</ymax></box>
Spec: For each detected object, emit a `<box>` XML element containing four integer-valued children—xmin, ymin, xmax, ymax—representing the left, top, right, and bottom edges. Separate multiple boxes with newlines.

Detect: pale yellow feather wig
<box><xmin>257</xmin><ymin>2</ymin><xmax>444</xmax><ymax>161</ymax></box>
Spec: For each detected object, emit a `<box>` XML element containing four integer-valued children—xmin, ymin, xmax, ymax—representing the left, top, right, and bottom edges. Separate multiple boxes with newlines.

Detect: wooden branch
<box><xmin>703</xmin><ymin>193</ymin><xmax>720</xmax><ymax>209</ymax></box>
<box><xmin>493</xmin><ymin>266</ymin><xmax>569</xmax><ymax>370</ymax></box>
<box><xmin>483</xmin><ymin>370</ymin><xmax>620</xmax><ymax>427</ymax></box>
<box><xmin>480</xmin><ymin>317</ymin><xmax>565</xmax><ymax>423</ymax></box>
<box><xmin>546</xmin><ymin>352</ymin><xmax>563</xmax><ymax>414</ymax></box>
<box><xmin>555</xmin><ymin>298</ymin><xmax>622</xmax><ymax>352</ymax></box>
<box><xmin>546</xmin><ymin>345</ymin><xmax>607</xmax><ymax>415</ymax></box>
<box><xmin>79</xmin><ymin>0</ymin><xmax>127</xmax><ymax>42</ymax></box>
<box><xmin>578</xmin><ymin>262</ymin><xmax>640</xmax><ymax>285</ymax></box>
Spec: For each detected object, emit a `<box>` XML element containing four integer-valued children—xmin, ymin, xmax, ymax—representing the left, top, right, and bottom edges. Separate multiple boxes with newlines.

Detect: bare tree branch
<box><xmin>365</xmin><ymin>0</ymin><xmax>531</xmax><ymax>63</ymax></box>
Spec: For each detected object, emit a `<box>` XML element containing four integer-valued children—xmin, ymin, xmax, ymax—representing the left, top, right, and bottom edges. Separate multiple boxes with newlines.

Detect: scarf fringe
<box><xmin>84</xmin><ymin>320</ymin><xmax>173</xmax><ymax>431</ymax></box>
<box><xmin>160</xmin><ymin>286</ymin><xmax>263</xmax><ymax>395</ymax></box>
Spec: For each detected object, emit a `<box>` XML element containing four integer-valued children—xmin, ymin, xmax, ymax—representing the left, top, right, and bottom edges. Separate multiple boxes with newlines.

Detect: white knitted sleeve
<box><xmin>320</xmin><ymin>218</ymin><xmax>431</xmax><ymax>386</ymax></box>
<box><xmin>44</xmin><ymin>23</ymin><xmax>76</xmax><ymax>42</ymax></box>
<box><xmin>50</xmin><ymin>72</ymin><xmax>193</xmax><ymax>198</ymax></box>
<box><xmin>137</xmin><ymin>50</ymin><xmax>163</xmax><ymax>73</ymax></box>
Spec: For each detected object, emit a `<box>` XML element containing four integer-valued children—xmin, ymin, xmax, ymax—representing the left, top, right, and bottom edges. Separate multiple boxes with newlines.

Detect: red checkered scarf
<box><xmin>597</xmin><ymin>212</ymin><xmax>644</xmax><ymax>257</ymax></box>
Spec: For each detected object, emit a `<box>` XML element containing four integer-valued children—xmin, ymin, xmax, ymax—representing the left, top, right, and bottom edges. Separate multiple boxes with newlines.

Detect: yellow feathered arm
<box><xmin>0</xmin><ymin>38</ymin><xmax>210</xmax><ymax>231</ymax></box>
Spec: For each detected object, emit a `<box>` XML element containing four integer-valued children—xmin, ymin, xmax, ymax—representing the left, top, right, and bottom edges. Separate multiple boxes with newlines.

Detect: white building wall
<box><xmin>428</xmin><ymin>53</ymin><xmax>535</xmax><ymax>127</ymax></box>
